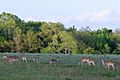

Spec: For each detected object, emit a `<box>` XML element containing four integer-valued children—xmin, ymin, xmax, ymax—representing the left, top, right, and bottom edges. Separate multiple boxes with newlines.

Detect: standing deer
<box><xmin>21</xmin><ymin>56</ymin><xmax>27</xmax><ymax>62</ymax></box>
<box><xmin>79</xmin><ymin>58</ymin><xmax>95</xmax><ymax>66</ymax></box>
<box><xmin>3</xmin><ymin>54</ymin><xmax>7</xmax><ymax>59</ymax></box>
<box><xmin>20</xmin><ymin>54</ymin><xmax>27</xmax><ymax>62</ymax></box>
<box><xmin>49</xmin><ymin>57</ymin><xmax>59</xmax><ymax>64</ymax></box>
<box><xmin>101</xmin><ymin>60</ymin><xmax>115</xmax><ymax>70</ymax></box>
<box><xmin>87</xmin><ymin>59</ymin><xmax>95</xmax><ymax>66</ymax></box>
<box><xmin>79</xmin><ymin>58</ymin><xmax>89</xmax><ymax>65</ymax></box>
<box><xmin>33</xmin><ymin>55</ymin><xmax>42</xmax><ymax>62</ymax></box>
<box><xmin>3</xmin><ymin>54</ymin><xmax>20</xmax><ymax>64</ymax></box>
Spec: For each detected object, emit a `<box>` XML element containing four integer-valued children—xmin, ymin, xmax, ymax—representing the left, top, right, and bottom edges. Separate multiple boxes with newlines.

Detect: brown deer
<box><xmin>87</xmin><ymin>58</ymin><xmax>95</xmax><ymax>66</ymax></box>
<box><xmin>3</xmin><ymin>54</ymin><xmax>20</xmax><ymax>64</ymax></box>
<box><xmin>102</xmin><ymin>60</ymin><xmax>115</xmax><ymax>70</ymax></box>
<box><xmin>79</xmin><ymin>58</ymin><xmax>89</xmax><ymax>65</ymax></box>
<box><xmin>79</xmin><ymin>58</ymin><xmax>95</xmax><ymax>66</ymax></box>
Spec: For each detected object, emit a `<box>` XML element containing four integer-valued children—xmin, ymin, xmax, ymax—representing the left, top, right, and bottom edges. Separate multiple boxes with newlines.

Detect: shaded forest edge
<box><xmin>0</xmin><ymin>12</ymin><xmax>120</xmax><ymax>54</ymax></box>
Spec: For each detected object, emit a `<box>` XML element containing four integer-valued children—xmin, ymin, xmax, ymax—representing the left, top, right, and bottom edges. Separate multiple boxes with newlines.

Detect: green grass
<box><xmin>0</xmin><ymin>53</ymin><xmax>120</xmax><ymax>80</ymax></box>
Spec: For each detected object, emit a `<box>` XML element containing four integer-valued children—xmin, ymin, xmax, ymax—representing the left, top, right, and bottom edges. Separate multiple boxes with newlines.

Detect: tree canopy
<box><xmin>0</xmin><ymin>12</ymin><xmax>120</xmax><ymax>54</ymax></box>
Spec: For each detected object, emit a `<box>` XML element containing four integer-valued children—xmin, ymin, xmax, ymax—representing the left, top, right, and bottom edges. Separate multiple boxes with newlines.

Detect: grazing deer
<box><xmin>79</xmin><ymin>58</ymin><xmax>95</xmax><ymax>66</ymax></box>
<box><xmin>87</xmin><ymin>59</ymin><xmax>95</xmax><ymax>66</ymax></box>
<box><xmin>33</xmin><ymin>55</ymin><xmax>42</xmax><ymax>62</ymax></box>
<box><xmin>101</xmin><ymin>60</ymin><xmax>115</xmax><ymax>70</ymax></box>
<box><xmin>3</xmin><ymin>54</ymin><xmax>20</xmax><ymax>64</ymax></box>
<box><xmin>79</xmin><ymin>58</ymin><xmax>89</xmax><ymax>65</ymax></box>
<box><xmin>49</xmin><ymin>57</ymin><xmax>59</xmax><ymax>64</ymax></box>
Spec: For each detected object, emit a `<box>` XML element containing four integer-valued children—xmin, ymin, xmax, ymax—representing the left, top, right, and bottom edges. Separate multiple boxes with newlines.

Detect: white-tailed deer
<box><xmin>33</xmin><ymin>55</ymin><xmax>42</xmax><ymax>62</ymax></box>
<box><xmin>49</xmin><ymin>57</ymin><xmax>59</xmax><ymax>64</ymax></box>
<box><xmin>20</xmin><ymin>54</ymin><xmax>27</xmax><ymax>62</ymax></box>
<box><xmin>22</xmin><ymin>56</ymin><xmax>27</xmax><ymax>62</ymax></box>
<box><xmin>3</xmin><ymin>54</ymin><xmax>8</xmax><ymax>59</ymax></box>
<box><xmin>79</xmin><ymin>58</ymin><xmax>95</xmax><ymax>66</ymax></box>
<box><xmin>102</xmin><ymin>60</ymin><xmax>115</xmax><ymax>70</ymax></box>
<box><xmin>79</xmin><ymin>58</ymin><xmax>89</xmax><ymax>65</ymax></box>
<box><xmin>3</xmin><ymin>54</ymin><xmax>20</xmax><ymax>64</ymax></box>
<box><xmin>87</xmin><ymin>59</ymin><xmax>95</xmax><ymax>66</ymax></box>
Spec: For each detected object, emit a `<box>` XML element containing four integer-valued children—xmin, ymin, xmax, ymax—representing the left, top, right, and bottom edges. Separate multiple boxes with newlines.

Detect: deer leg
<box><xmin>112</xmin><ymin>65</ymin><xmax>115</xmax><ymax>70</ymax></box>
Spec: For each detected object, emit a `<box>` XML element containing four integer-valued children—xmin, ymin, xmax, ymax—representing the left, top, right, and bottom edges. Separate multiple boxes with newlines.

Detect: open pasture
<box><xmin>0</xmin><ymin>53</ymin><xmax>120</xmax><ymax>80</ymax></box>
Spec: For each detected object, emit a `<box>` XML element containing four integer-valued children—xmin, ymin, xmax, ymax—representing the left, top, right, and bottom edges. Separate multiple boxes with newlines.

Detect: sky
<box><xmin>0</xmin><ymin>0</ymin><xmax>120</xmax><ymax>30</ymax></box>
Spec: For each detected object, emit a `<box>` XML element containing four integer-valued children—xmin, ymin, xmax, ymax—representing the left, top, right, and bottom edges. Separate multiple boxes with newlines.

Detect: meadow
<box><xmin>0</xmin><ymin>53</ymin><xmax>120</xmax><ymax>80</ymax></box>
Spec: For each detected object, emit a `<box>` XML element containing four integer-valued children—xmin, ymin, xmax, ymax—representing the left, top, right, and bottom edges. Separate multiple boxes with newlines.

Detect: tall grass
<box><xmin>0</xmin><ymin>53</ymin><xmax>120</xmax><ymax>80</ymax></box>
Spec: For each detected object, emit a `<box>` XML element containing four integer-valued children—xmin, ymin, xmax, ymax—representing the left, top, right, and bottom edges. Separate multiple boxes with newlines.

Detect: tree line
<box><xmin>0</xmin><ymin>12</ymin><xmax>120</xmax><ymax>54</ymax></box>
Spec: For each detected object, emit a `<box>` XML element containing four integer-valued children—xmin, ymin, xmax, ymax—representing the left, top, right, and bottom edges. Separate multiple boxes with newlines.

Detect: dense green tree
<box><xmin>83</xmin><ymin>47</ymin><xmax>95</xmax><ymax>54</ymax></box>
<box><xmin>41</xmin><ymin>31</ymin><xmax>78</xmax><ymax>54</ymax></box>
<box><xmin>23</xmin><ymin>30</ymin><xmax>39</xmax><ymax>52</ymax></box>
<box><xmin>0</xmin><ymin>12</ymin><xmax>120</xmax><ymax>54</ymax></box>
<box><xmin>0</xmin><ymin>12</ymin><xmax>16</xmax><ymax>40</ymax></box>
<box><xmin>13</xmin><ymin>27</ymin><xmax>23</xmax><ymax>52</ymax></box>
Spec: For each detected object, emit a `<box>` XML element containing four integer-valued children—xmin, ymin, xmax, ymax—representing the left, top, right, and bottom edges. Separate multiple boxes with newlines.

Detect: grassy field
<box><xmin>0</xmin><ymin>53</ymin><xmax>120</xmax><ymax>80</ymax></box>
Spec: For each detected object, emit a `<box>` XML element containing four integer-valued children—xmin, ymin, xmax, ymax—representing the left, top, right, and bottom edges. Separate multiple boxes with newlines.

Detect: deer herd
<box><xmin>1</xmin><ymin>54</ymin><xmax>115</xmax><ymax>70</ymax></box>
<box><xmin>80</xmin><ymin>57</ymin><xmax>115</xmax><ymax>70</ymax></box>
<box><xmin>2</xmin><ymin>54</ymin><xmax>27</xmax><ymax>64</ymax></box>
